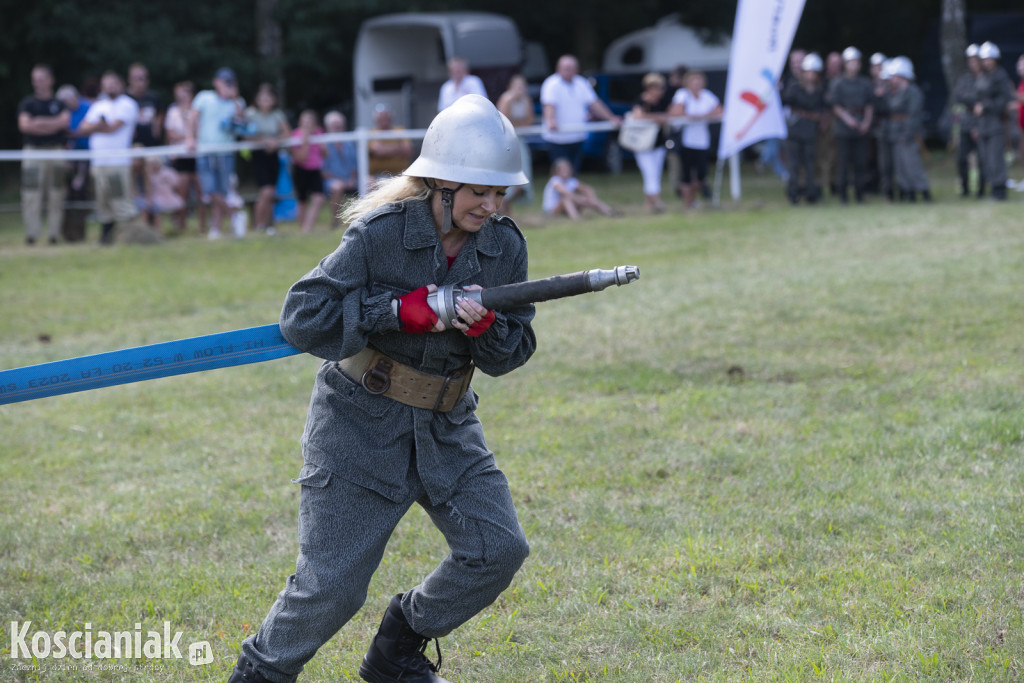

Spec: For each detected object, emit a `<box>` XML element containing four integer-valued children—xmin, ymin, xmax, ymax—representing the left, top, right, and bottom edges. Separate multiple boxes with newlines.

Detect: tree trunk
<box><xmin>939</xmin><ymin>0</ymin><xmax>967</xmax><ymax>122</ymax></box>
<box><xmin>256</xmin><ymin>0</ymin><xmax>285</xmax><ymax>104</ymax></box>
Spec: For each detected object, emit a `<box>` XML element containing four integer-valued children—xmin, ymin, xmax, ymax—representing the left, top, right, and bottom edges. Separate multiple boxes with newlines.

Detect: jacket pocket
<box><xmin>291</xmin><ymin>463</ymin><xmax>332</xmax><ymax>487</ymax></box>
<box><xmin>323</xmin><ymin>361</ymin><xmax>395</xmax><ymax>418</ymax></box>
<box><xmin>443</xmin><ymin>388</ymin><xmax>479</xmax><ymax>425</ymax></box>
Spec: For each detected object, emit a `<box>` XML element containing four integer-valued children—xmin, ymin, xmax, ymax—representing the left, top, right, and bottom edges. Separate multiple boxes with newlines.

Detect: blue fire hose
<box><xmin>0</xmin><ymin>266</ymin><xmax>640</xmax><ymax>406</ymax></box>
<box><xmin>0</xmin><ymin>324</ymin><xmax>300</xmax><ymax>405</ymax></box>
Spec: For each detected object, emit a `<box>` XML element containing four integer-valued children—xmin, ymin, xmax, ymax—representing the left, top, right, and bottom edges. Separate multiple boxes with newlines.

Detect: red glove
<box><xmin>397</xmin><ymin>286</ymin><xmax>438</xmax><ymax>333</ymax></box>
<box><xmin>464</xmin><ymin>310</ymin><xmax>495</xmax><ymax>338</ymax></box>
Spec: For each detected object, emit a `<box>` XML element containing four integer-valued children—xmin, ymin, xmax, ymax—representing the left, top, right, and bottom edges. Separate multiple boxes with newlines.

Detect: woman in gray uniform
<box><xmin>886</xmin><ymin>57</ymin><xmax>931</xmax><ymax>202</ymax></box>
<box><xmin>229</xmin><ymin>94</ymin><xmax>535</xmax><ymax>683</ymax></box>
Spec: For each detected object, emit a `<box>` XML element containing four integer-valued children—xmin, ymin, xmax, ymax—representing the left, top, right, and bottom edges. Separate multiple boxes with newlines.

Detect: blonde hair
<box><xmin>339</xmin><ymin>175</ymin><xmax>431</xmax><ymax>225</ymax></box>
<box><xmin>642</xmin><ymin>72</ymin><xmax>665</xmax><ymax>90</ymax></box>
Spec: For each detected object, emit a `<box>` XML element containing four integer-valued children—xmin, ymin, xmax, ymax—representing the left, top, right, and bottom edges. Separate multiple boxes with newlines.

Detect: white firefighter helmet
<box><xmin>870</xmin><ymin>52</ymin><xmax>887</xmax><ymax>66</ymax></box>
<box><xmin>889</xmin><ymin>56</ymin><xmax>915</xmax><ymax>80</ymax></box>
<box><xmin>842</xmin><ymin>46</ymin><xmax>862</xmax><ymax>62</ymax></box>
<box><xmin>404</xmin><ymin>94</ymin><xmax>528</xmax><ymax>188</ymax></box>
<box><xmin>801</xmin><ymin>53</ymin><xmax>824</xmax><ymax>73</ymax></box>
<box><xmin>978</xmin><ymin>41</ymin><xmax>1001</xmax><ymax>60</ymax></box>
<box><xmin>880</xmin><ymin>59</ymin><xmax>894</xmax><ymax>80</ymax></box>
<box><xmin>965</xmin><ymin>43</ymin><xmax>980</xmax><ymax>58</ymax></box>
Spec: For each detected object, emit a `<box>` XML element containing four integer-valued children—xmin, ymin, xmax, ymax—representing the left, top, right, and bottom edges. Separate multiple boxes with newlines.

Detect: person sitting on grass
<box><xmin>541</xmin><ymin>158</ymin><xmax>619</xmax><ymax>220</ymax></box>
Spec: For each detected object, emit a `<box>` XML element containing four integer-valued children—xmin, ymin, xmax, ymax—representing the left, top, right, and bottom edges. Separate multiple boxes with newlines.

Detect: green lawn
<box><xmin>1</xmin><ymin>159</ymin><xmax>1023</xmax><ymax>682</ymax></box>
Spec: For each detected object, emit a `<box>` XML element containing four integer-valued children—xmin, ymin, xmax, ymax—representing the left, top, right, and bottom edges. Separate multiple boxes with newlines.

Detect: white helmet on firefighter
<box><xmin>978</xmin><ymin>41</ymin><xmax>1001</xmax><ymax>60</ymax></box>
<box><xmin>404</xmin><ymin>94</ymin><xmax>527</xmax><ymax>188</ymax></box>
<box><xmin>404</xmin><ymin>94</ymin><xmax>526</xmax><ymax>233</ymax></box>
<box><xmin>842</xmin><ymin>46</ymin><xmax>862</xmax><ymax>62</ymax></box>
<box><xmin>965</xmin><ymin>44</ymin><xmax>980</xmax><ymax>58</ymax></box>
<box><xmin>889</xmin><ymin>56</ymin><xmax>915</xmax><ymax>81</ymax></box>
<box><xmin>870</xmin><ymin>52</ymin><xmax>887</xmax><ymax>66</ymax></box>
<box><xmin>801</xmin><ymin>53</ymin><xmax>824</xmax><ymax>73</ymax></box>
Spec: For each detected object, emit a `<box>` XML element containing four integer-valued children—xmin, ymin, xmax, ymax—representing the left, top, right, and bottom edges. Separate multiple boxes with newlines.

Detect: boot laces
<box><xmin>397</xmin><ymin>630</ymin><xmax>443</xmax><ymax>675</ymax></box>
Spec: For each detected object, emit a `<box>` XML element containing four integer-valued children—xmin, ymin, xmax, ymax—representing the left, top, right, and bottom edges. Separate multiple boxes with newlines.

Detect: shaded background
<box><xmin>2</xmin><ymin>0</ymin><xmax>1022</xmax><ymax>153</ymax></box>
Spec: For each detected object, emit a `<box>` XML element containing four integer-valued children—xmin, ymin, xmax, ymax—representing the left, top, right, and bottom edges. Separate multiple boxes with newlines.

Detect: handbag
<box><xmin>617</xmin><ymin>114</ymin><xmax>659</xmax><ymax>153</ymax></box>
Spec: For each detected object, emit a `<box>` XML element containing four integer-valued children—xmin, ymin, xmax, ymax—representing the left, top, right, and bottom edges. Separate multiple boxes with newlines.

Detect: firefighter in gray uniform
<box><xmin>974</xmin><ymin>41</ymin><xmax>1014</xmax><ymax>201</ymax></box>
<box><xmin>953</xmin><ymin>44</ymin><xmax>986</xmax><ymax>197</ymax></box>
<box><xmin>828</xmin><ymin>46</ymin><xmax>874</xmax><ymax>203</ymax></box>
<box><xmin>229</xmin><ymin>95</ymin><xmax>534</xmax><ymax>683</ymax></box>
<box><xmin>782</xmin><ymin>53</ymin><xmax>826</xmax><ymax>204</ymax></box>
<box><xmin>869</xmin><ymin>53</ymin><xmax>894</xmax><ymax>200</ymax></box>
<box><xmin>886</xmin><ymin>57</ymin><xmax>931</xmax><ymax>202</ymax></box>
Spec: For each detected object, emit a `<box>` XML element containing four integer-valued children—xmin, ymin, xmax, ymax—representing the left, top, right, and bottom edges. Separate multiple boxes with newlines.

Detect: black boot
<box><xmin>227</xmin><ymin>654</ymin><xmax>274</xmax><ymax>683</ymax></box>
<box><xmin>921</xmin><ymin>189</ymin><xmax>932</xmax><ymax>203</ymax></box>
<box><xmin>359</xmin><ymin>595</ymin><xmax>451</xmax><ymax>683</ymax></box>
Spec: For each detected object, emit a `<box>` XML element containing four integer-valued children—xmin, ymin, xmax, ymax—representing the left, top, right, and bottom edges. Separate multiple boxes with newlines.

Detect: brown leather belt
<box><xmin>337</xmin><ymin>347</ymin><xmax>474</xmax><ymax>412</ymax></box>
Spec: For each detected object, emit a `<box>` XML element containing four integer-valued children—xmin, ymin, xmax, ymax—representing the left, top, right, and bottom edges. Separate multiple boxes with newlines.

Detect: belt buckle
<box><xmin>434</xmin><ymin>363</ymin><xmax>473</xmax><ymax>412</ymax></box>
<box><xmin>361</xmin><ymin>356</ymin><xmax>393</xmax><ymax>395</ymax></box>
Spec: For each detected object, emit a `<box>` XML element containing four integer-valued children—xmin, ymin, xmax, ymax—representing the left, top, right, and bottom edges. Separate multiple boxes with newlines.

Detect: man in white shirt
<box><xmin>78</xmin><ymin>70</ymin><xmax>141</xmax><ymax>244</ymax></box>
<box><xmin>540</xmin><ymin>54</ymin><xmax>621</xmax><ymax>172</ymax></box>
<box><xmin>437</xmin><ymin>57</ymin><xmax>487</xmax><ymax>111</ymax></box>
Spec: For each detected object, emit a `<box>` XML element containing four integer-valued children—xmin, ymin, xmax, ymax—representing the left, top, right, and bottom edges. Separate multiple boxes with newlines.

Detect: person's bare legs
<box><xmin>554</xmin><ymin>197</ymin><xmax>580</xmax><ymax>220</ymax></box>
<box><xmin>173</xmin><ymin>173</ymin><xmax>190</xmax><ymax>232</ymax></box>
<box><xmin>300</xmin><ymin>193</ymin><xmax>325</xmax><ymax>233</ymax></box>
<box><xmin>209</xmin><ymin>193</ymin><xmax>228</xmax><ymax>236</ymax></box>
<box><xmin>254</xmin><ymin>185</ymin><xmax>275</xmax><ymax>231</ymax></box>
<box><xmin>573</xmin><ymin>187</ymin><xmax>615</xmax><ymax>216</ymax></box>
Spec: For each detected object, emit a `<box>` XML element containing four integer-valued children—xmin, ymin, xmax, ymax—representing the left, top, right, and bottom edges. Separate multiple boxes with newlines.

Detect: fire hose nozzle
<box><xmin>427</xmin><ymin>265</ymin><xmax>640</xmax><ymax>329</ymax></box>
<box><xmin>586</xmin><ymin>265</ymin><xmax>640</xmax><ymax>290</ymax></box>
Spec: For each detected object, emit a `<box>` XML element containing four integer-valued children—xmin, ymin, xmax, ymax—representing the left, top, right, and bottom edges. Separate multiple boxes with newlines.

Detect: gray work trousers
<box><xmin>977</xmin><ymin>129</ymin><xmax>1007</xmax><ymax>191</ymax></box>
<box><xmin>876</xmin><ymin>137</ymin><xmax>894</xmax><ymax>198</ymax></box>
<box><xmin>957</xmin><ymin>130</ymin><xmax>984</xmax><ymax>192</ymax></box>
<box><xmin>835</xmin><ymin>135</ymin><xmax>867</xmax><ymax>198</ymax></box>
<box><xmin>241</xmin><ymin>457</ymin><xmax>530</xmax><ymax>683</ymax></box>
<box><xmin>785</xmin><ymin>137</ymin><xmax>819</xmax><ymax>202</ymax></box>
<box><xmin>893</xmin><ymin>138</ymin><xmax>929</xmax><ymax>193</ymax></box>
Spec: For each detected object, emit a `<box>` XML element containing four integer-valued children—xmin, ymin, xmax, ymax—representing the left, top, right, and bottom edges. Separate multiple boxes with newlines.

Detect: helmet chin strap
<box><xmin>425</xmin><ymin>179</ymin><xmax>464</xmax><ymax>234</ymax></box>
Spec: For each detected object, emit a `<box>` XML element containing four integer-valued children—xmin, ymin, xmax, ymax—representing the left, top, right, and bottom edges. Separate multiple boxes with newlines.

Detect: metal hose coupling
<box><xmin>428</xmin><ymin>265</ymin><xmax>640</xmax><ymax>329</ymax></box>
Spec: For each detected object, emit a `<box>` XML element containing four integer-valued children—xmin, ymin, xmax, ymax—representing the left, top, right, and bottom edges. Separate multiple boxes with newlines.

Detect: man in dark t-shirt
<box><xmin>17</xmin><ymin>64</ymin><xmax>69</xmax><ymax>244</ymax></box>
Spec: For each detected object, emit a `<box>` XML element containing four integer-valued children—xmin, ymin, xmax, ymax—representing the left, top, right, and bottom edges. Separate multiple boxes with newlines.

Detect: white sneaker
<box><xmin>208</xmin><ymin>227</ymin><xmax>222</xmax><ymax>241</ymax></box>
<box><xmin>231</xmin><ymin>211</ymin><xmax>248</xmax><ymax>238</ymax></box>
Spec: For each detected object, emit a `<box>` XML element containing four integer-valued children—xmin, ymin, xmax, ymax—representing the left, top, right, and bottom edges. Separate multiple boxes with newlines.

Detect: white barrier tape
<box><xmin>0</xmin><ymin>130</ymin><xmax>422</xmax><ymax>162</ymax></box>
<box><xmin>0</xmin><ymin>118</ymin><xmax>719</xmax><ymax>163</ymax></box>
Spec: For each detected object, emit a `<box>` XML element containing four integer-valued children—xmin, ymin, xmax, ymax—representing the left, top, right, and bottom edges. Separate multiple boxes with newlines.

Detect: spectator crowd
<box><xmin>16</xmin><ymin>63</ymin><xmax>359</xmax><ymax>245</ymax></box>
<box><xmin>13</xmin><ymin>44</ymin><xmax>1024</xmax><ymax>245</ymax></box>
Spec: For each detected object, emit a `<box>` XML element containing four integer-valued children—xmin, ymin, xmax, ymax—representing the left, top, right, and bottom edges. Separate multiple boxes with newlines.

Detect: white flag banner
<box><xmin>718</xmin><ymin>0</ymin><xmax>807</xmax><ymax>160</ymax></box>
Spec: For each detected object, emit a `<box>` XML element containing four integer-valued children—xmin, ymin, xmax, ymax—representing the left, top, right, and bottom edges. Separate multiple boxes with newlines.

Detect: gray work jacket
<box><xmin>280</xmin><ymin>199</ymin><xmax>537</xmax><ymax>504</ymax></box>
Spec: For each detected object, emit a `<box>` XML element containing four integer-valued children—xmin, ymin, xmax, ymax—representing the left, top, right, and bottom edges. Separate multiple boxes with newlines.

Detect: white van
<box><xmin>353</xmin><ymin>12</ymin><xmax>524</xmax><ymax>132</ymax></box>
<box><xmin>602</xmin><ymin>14</ymin><xmax>731</xmax><ymax>74</ymax></box>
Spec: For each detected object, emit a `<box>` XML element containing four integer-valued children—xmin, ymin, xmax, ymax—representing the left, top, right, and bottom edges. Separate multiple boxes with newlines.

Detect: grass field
<box><xmin>1</xmin><ymin>158</ymin><xmax>1023</xmax><ymax>682</ymax></box>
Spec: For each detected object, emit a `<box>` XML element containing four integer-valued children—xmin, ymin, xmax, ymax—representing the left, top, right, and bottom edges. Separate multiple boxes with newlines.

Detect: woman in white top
<box><xmin>163</xmin><ymin>81</ymin><xmax>205</xmax><ymax>233</ymax></box>
<box><xmin>497</xmin><ymin>74</ymin><xmax>535</xmax><ymax>208</ymax></box>
<box><xmin>669</xmin><ymin>71</ymin><xmax>722</xmax><ymax>208</ymax></box>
